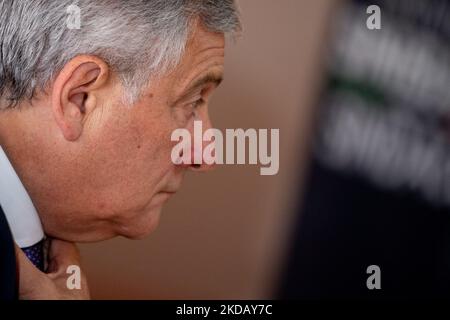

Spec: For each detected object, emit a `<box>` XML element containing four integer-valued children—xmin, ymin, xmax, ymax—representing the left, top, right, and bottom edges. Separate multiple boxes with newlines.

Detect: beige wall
<box><xmin>79</xmin><ymin>0</ymin><xmax>336</xmax><ymax>299</ymax></box>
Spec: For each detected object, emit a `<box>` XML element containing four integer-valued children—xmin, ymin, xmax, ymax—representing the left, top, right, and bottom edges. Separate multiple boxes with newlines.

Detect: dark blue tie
<box><xmin>22</xmin><ymin>241</ymin><xmax>44</xmax><ymax>271</ymax></box>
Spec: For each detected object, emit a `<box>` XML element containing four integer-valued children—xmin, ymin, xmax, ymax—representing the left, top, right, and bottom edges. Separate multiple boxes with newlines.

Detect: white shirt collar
<box><xmin>0</xmin><ymin>146</ymin><xmax>44</xmax><ymax>247</ymax></box>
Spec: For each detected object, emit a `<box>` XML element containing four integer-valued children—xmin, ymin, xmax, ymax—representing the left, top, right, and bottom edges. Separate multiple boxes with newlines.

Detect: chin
<box><xmin>118</xmin><ymin>205</ymin><xmax>163</xmax><ymax>240</ymax></box>
<box><xmin>120</xmin><ymin>190</ymin><xmax>176</xmax><ymax>239</ymax></box>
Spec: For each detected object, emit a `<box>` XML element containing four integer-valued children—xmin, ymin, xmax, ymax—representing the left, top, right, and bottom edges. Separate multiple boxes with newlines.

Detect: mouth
<box><xmin>148</xmin><ymin>191</ymin><xmax>175</xmax><ymax>208</ymax></box>
<box><xmin>160</xmin><ymin>190</ymin><xmax>177</xmax><ymax>195</ymax></box>
<box><xmin>157</xmin><ymin>190</ymin><xmax>178</xmax><ymax>200</ymax></box>
<box><xmin>157</xmin><ymin>179</ymin><xmax>183</xmax><ymax>200</ymax></box>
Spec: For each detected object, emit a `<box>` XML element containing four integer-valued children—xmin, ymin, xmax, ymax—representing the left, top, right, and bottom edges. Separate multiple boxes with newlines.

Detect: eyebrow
<box><xmin>174</xmin><ymin>72</ymin><xmax>223</xmax><ymax>103</ymax></box>
<box><xmin>189</xmin><ymin>73</ymin><xmax>223</xmax><ymax>92</ymax></box>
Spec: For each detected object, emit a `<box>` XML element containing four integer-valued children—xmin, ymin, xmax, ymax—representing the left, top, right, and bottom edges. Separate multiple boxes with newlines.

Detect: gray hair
<box><xmin>0</xmin><ymin>0</ymin><xmax>241</xmax><ymax>108</ymax></box>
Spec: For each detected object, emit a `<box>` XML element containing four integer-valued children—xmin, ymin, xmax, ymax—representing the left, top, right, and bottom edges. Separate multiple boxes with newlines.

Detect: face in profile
<box><xmin>7</xmin><ymin>22</ymin><xmax>224</xmax><ymax>242</ymax></box>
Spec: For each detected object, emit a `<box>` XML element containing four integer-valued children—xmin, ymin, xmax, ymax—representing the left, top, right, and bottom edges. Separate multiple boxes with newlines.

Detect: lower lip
<box><xmin>158</xmin><ymin>191</ymin><xmax>175</xmax><ymax>201</ymax></box>
<box><xmin>149</xmin><ymin>192</ymin><xmax>174</xmax><ymax>207</ymax></box>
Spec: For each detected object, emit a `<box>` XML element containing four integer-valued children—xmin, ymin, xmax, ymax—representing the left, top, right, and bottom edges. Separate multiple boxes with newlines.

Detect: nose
<box><xmin>188</xmin><ymin>113</ymin><xmax>216</xmax><ymax>173</ymax></box>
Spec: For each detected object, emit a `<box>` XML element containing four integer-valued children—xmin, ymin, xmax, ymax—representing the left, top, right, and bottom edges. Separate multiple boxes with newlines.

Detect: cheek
<box><xmin>79</xmin><ymin>96</ymin><xmax>182</xmax><ymax>216</ymax></box>
<box><xmin>95</xmin><ymin>108</ymin><xmax>175</xmax><ymax>193</ymax></box>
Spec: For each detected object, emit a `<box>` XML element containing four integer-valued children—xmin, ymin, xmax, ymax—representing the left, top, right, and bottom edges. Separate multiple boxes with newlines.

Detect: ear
<box><xmin>51</xmin><ymin>55</ymin><xmax>110</xmax><ymax>141</ymax></box>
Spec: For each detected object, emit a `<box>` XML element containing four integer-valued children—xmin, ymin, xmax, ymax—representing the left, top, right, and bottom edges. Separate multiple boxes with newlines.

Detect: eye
<box><xmin>186</xmin><ymin>98</ymin><xmax>205</xmax><ymax>119</ymax></box>
<box><xmin>190</xmin><ymin>98</ymin><xmax>205</xmax><ymax>110</ymax></box>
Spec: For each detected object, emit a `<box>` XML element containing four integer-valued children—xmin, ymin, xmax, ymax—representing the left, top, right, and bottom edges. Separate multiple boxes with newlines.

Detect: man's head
<box><xmin>0</xmin><ymin>0</ymin><xmax>240</xmax><ymax>242</ymax></box>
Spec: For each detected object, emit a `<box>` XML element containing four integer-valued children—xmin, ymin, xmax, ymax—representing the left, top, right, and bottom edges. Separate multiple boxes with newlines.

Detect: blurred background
<box><xmin>80</xmin><ymin>0</ymin><xmax>450</xmax><ymax>299</ymax></box>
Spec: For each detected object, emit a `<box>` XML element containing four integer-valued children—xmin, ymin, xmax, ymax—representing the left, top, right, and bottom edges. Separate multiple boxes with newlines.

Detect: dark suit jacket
<box><xmin>0</xmin><ymin>205</ymin><xmax>18</xmax><ymax>300</ymax></box>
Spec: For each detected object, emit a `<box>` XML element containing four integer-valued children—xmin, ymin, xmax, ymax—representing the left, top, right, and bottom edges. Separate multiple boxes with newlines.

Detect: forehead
<box><xmin>186</xmin><ymin>21</ymin><xmax>226</xmax><ymax>59</ymax></box>
<box><xmin>139</xmin><ymin>21</ymin><xmax>226</xmax><ymax>105</ymax></box>
<box><xmin>169</xmin><ymin>22</ymin><xmax>226</xmax><ymax>89</ymax></box>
